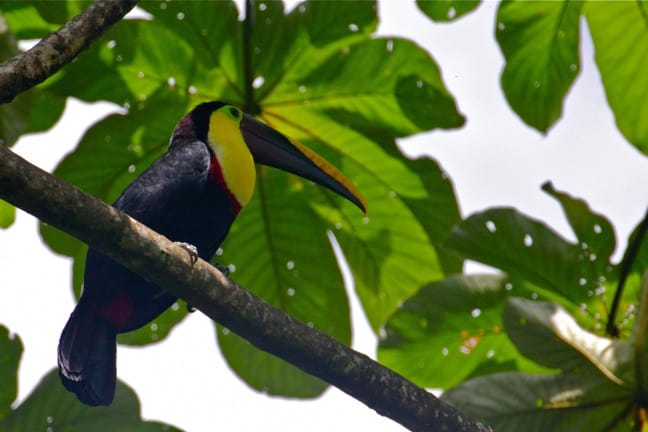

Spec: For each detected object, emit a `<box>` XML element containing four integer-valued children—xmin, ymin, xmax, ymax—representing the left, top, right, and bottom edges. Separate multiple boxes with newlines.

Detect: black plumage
<box><xmin>59</xmin><ymin>103</ymin><xmax>240</xmax><ymax>406</ymax></box>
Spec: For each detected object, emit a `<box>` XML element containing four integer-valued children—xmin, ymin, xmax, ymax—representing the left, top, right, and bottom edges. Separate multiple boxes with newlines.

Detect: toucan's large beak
<box><xmin>240</xmin><ymin>114</ymin><xmax>367</xmax><ymax>214</ymax></box>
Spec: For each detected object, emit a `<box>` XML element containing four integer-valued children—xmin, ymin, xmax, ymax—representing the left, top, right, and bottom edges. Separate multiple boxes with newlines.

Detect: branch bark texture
<box><xmin>0</xmin><ymin>145</ymin><xmax>491</xmax><ymax>432</ymax></box>
<box><xmin>0</xmin><ymin>0</ymin><xmax>138</xmax><ymax>103</ymax></box>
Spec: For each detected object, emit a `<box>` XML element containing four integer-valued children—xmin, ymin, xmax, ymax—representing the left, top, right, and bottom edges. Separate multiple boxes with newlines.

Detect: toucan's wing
<box><xmin>114</xmin><ymin>141</ymin><xmax>211</xmax><ymax>232</ymax></box>
<box><xmin>81</xmin><ymin>142</ymin><xmax>213</xmax><ymax>329</ymax></box>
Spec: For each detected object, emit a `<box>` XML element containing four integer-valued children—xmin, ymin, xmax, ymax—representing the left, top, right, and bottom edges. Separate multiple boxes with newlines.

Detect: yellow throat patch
<box><xmin>207</xmin><ymin>106</ymin><xmax>256</xmax><ymax>206</ymax></box>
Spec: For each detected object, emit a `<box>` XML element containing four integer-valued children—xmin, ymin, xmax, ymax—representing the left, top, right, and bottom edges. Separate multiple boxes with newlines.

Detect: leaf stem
<box><xmin>607</xmin><ymin>207</ymin><xmax>648</xmax><ymax>337</ymax></box>
<box><xmin>242</xmin><ymin>0</ymin><xmax>260</xmax><ymax>115</ymax></box>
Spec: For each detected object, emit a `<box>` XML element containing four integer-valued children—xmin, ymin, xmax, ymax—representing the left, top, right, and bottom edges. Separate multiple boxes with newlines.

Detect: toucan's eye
<box><xmin>229</xmin><ymin>107</ymin><xmax>241</xmax><ymax>119</ymax></box>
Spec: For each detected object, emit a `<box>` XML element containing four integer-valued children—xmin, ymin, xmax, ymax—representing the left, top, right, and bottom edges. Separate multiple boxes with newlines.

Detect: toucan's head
<box><xmin>171</xmin><ymin>101</ymin><xmax>367</xmax><ymax>213</ymax></box>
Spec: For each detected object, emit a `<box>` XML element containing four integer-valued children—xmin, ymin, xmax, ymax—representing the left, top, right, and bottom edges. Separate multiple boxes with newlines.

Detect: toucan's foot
<box><xmin>186</xmin><ymin>303</ymin><xmax>197</xmax><ymax>313</ymax></box>
<box><xmin>214</xmin><ymin>262</ymin><xmax>230</xmax><ymax>277</ymax></box>
<box><xmin>175</xmin><ymin>242</ymin><xmax>199</xmax><ymax>266</ymax></box>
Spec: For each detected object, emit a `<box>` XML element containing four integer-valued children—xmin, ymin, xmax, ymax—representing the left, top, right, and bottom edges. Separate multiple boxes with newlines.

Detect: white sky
<box><xmin>2</xmin><ymin>2</ymin><xmax>647</xmax><ymax>431</ymax></box>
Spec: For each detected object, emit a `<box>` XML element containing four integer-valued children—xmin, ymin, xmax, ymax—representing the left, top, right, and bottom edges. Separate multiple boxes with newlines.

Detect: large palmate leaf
<box><xmin>0</xmin><ymin>370</ymin><xmax>182</xmax><ymax>432</ymax></box>
<box><xmin>378</xmin><ymin>274</ymin><xmax>549</xmax><ymax>390</ymax></box>
<box><xmin>495</xmin><ymin>0</ymin><xmax>583</xmax><ymax>132</ymax></box>
<box><xmin>446</xmin><ymin>183</ymin><xmax>620</xmax><ymax>324</ymax></box>
<box><xmin>446</xmin><ymin>207</ymin><xmax>609</xmax><ymax>311</ymax></box>
<box><xmin>585</xmin><ymin>1</ymin><xmax>648</xmax><ymax>155</ymax></box>
<box><xmin>0</xmin><ymin>326</ymin><xmax>22</xmax><ymax>421</ymax></box>
<box><xmin>40</xmin><ymin>0</ymin><xmax>463</xmax><ymax>396</ymax></box>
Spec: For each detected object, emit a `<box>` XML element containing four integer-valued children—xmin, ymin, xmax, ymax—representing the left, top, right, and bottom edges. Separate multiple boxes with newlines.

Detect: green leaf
<box><xmin>30</xmin><ymin>1</ymin><xmax>92</xmax><ymax>25</ymax></box>
<box><xmin>138</xmin><ymin>0</ymin><xmax>243</xmax><ymax>101</ymax></box>
<box><xmin>0</xmin><ymin>94</ymin><xmax>31</xmax><ymax>147</ymax></box>
<box><xmin>268</xmin><ymin>110</ymin><xmax>459</xmax><ymax>328</ymax></box>
<box><xmin>217</xmin><ymin>327</ymin><xmax>327</xmax><ymax>397</ymax></box>
<box><xmin>496</xmin><ymin>0</ymin><xmax>583</xmax><ymax>132</ymax></box>
<box><xmin>243</xmin><ymin>0</ymin><xmax>379</xmax><ymax>106</ymax></box>
<box><xmin>0</xmin><ymin>369</ymin><xmax>183</xmax><ymax>432</ymax></box>
<box><xmin>47</xmin><ymin>20</ymin><xmax>193</xmax><ymax>106</ymax></box>
<box><xmin>416</xmin><ymin>0</ymin><xmax>480</xmax><ymax>22</ymax></box>
<box><xmin>262</xmin><ymin>114</ymin><xmax>457</xmax><ymax>330</ymax></box>
<box><xmin>40</xmin><ymin>223</ymin><xmax>83</xmax><ymax>258</ymax></box>
<box><xmin>399</xmin><ymin>156</ymin><xmax>463</xmax><ymax>274</ymax></box>
<box><xmin>0</xmin><ymin>3</ymin><xmax>57</xmax><ymax>40</ymax></box>
<box><xmin>0</xmin><ymin>326</ymin><xmax>22</xmax><ymax>420</ymax></box>
<box><xmin>24</xmin><ymin>89</ymin><xmax>66</xmax><ymax>134</ymax></box>
<box><xmin>446</xmin><ymin>207</ymin><xmax>609</xmax><ymax>309</ymax></box>
<box><xmin>263</xmin><ymin>37</ymin><xmax>464</xmax><ymax>135</ymax></box>
<box><xmin>585</xmin><ymin>1</ymin><xmax>648</xmax><ymax>155</ymax></box>
<box><xmin>0</xmin><ymin>14</ymin><xmax>31</xmax><ymax>147</ymax></box>
<box><xmin>49</xmin><ymin>89</ymin><xmax>189</xmax><ymax>203</ymax></box>
<box><xmin>442</xmin><ymin>369</ymin><xmax>633</xmax><ymax>432</ymax></box>
<box><xmin>379</xmin><ymin>274</ymin><xmax>547</xmax><ymax>389</ymax></box>
<box><xmin>116</xmin><ymin>302</ymin><xmax>187</xmax><ymax>346</ymax></box>
<box><xmin>0</xmin><ymin>200</ymin><xmax>15</xmax><ymax>229</ymax></box>
<box><xmin>542</xmin><ymin>181</ymin><xmax>616</xmax><ymax>265</ymax></box>
<box><xmin>504</xmin><ymin>298</ymin><xmax>633</xmax><ymax>383</ymax></box>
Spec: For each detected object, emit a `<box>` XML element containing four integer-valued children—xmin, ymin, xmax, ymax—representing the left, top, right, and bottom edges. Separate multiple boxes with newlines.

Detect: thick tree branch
<box><xmin>0</xmin><ymin>0</ymin><xmax>138</xmax><ymax>104</ymax></box>
<box><xmin>0</xmin><ymin>145</ymin><xmax>491</xmax><ymax>431</ymax></box>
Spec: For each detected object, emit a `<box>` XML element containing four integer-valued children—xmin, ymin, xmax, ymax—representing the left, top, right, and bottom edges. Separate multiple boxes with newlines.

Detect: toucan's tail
<box><xmin>57</xmin><ymin>302</ymin><xmax>117</xmax><ymax>406</ymax></box>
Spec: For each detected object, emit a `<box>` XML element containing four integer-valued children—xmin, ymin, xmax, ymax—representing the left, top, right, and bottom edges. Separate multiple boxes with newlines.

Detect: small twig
<box><xmin>607</xmin><ymin>207</ymin><xmax>648</xmax><ymax>337</ymax></box>
<box><xmin>0</xmin><ymin>0</ymin><xmax>138</xmax><ymax>104</ymax></box>
<box><xmin>0</xmin><ymin>142</ymin><xmax>490</xmax><ymax>432</ymax></box>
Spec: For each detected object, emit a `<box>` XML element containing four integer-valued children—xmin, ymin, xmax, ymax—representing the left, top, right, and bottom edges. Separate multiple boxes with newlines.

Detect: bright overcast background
<box><xmin>2</xmin><ymin>1</ymin><xmax>648</xmax><ymax>431</ymax></box>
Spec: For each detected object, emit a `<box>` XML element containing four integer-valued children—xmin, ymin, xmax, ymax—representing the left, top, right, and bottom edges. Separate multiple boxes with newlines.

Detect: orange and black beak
<box><xmin>240</xmin><ymin>115</ymin><xmax>367</xmax><ymax>214</ymax></box>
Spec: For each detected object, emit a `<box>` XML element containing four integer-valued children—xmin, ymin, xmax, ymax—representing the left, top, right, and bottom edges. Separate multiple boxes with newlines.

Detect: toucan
<box><xmin>57</xmin><ymin>101</ymin><xmax>366</xmax><ymax>406</ymax></box>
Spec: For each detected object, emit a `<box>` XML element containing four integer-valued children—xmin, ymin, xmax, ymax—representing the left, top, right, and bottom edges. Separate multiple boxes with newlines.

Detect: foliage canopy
<box><xmin>0</xmin><ymin>1</ymin><xmax>646</xmax><ymax>431</ymax></box>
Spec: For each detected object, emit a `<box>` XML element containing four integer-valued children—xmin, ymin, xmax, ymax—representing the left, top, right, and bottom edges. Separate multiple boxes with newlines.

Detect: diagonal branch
<box><xmin>0</xmin><ymin>145</ymin><xmax>491</xmax><ymax>432</ymax></box>
<box><xmin>0</xmin><ymin>0</ymin><xmax>138</xmax><ymax>104</ymax></box>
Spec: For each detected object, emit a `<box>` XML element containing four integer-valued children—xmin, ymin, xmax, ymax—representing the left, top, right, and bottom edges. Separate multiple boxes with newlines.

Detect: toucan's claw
<box><xmin>175</xmin><ymin>242</ymin><xmax>199</xmax><ymax>266</ymax></box>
